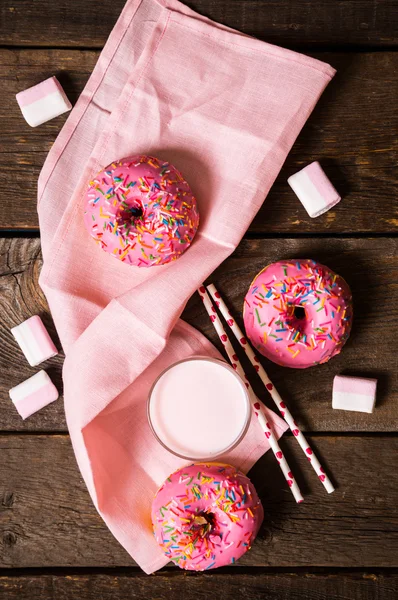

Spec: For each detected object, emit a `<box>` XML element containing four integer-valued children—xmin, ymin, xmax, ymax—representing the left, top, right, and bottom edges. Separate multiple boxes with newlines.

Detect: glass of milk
<box><xmin>148</xmin><ymin>356</ymin><xmax>251</xmax><ymax>460</ymax></box>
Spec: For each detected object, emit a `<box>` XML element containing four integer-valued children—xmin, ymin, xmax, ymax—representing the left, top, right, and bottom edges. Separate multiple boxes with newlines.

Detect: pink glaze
<box><xmin>83</xmin><ymin>155</ymin><xmax>199</xmax><ymax>267</ymax></box>
<box><xmin>243</xmin><ymin>259</ymin><xmax>352</xmax><ymax>369</ymax></box>
<box><xmin>152</xmin><ymin>463</ymin><xmax>263</xmax><ymax>570</ymax></box>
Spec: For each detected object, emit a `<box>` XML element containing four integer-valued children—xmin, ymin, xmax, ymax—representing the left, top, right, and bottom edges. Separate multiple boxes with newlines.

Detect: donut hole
<box><xmin>117</xmin><ymin>205</ymin><xmax>144</xmax><ymax>226</ymax></box>
<box><xmin>130</xmin><ymin>206</ymin><xmax>144</xmax><ymax>218</ymax></box>
<box><xmin>293</xmin><ymin>306</ymin><xmax>306</xmax><ymax>320</ymax></box>
<box><xmin>203</xmin><ymin>511</ymin><xmax>216</xmax><ymax>528</ymax></box>
<box><xmin>192</xmin><ymin>511</ymin><xmax>216</xmax><ymax>534</ymax></box>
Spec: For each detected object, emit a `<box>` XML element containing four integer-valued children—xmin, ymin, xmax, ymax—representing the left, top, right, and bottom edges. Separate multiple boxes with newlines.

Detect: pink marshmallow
<box><xmin>11</xmin><ymin>315</ymin><xmax>58</xmax><ymax>367</ymax></box>
<box><xmin>16</xmin><ymin>76</ymin><xmax>72</xmax><ymax>127</ymax></box>
<box><xmin>332</xmin><ymin>375</ymin><xmax>377</xmax><ymax>414</ymax></box>
<box><xmin>9</xmin><ymin>370</ymin><xmax>59</xmax><ymax>420</ymax></box>
<box><xmin>288</xmin><ymin>161</ymin><xmax>341</xmax><ymax>218</ymax></box>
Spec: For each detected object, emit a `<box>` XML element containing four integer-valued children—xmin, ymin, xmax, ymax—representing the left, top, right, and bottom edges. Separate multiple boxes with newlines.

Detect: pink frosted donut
<box><xmin>243</xmin><ymin>259</ymin><xmax>352</xmax><ymax>369</ymax></box>
<box><xmin>83</xmin><ymin>155</ymin><xmax>199</xmax><ymax>267</ymax></box>
<box><xmin>152</xmin><ymin>463</ymin><xmax>263</xmax><ymax>570</ymax></box>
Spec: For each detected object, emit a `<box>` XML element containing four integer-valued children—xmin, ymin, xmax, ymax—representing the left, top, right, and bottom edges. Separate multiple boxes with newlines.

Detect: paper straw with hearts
<box><xmin>198</xmin><ymin>285</ymin><xmax>304</xmax><ymax>504</ymax></box>
<box><xmin>207</xmin><ymin>283</ymin><xmax>335</xmax><ymax>494</ymax></box>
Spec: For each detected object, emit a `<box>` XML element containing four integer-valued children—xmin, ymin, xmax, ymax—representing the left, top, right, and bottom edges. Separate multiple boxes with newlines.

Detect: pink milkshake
<box><xmin>148</xmin><ymin>357</ymin><xmax>250</xmax><ymax>459</ymax></box>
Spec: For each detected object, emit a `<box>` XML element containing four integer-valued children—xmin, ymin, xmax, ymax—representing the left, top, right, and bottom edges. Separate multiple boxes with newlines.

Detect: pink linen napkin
<box><xmin>37</xmin><ymin>0</ymin><xmax>335</xmax><ymax>573</ymax></box>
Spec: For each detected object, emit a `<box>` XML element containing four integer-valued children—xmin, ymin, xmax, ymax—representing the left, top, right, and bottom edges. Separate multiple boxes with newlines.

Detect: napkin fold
<box><xmin>37</xmin><ymin>0</ymin><xmax>335</xmax><ymax>573</ymax></box>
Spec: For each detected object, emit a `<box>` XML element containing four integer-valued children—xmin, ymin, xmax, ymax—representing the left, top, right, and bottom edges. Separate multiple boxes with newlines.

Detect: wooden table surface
<box><xmin>0</xmin><ymin>1</ymin><xmax>397</xmax><ymax>598</ymax></box>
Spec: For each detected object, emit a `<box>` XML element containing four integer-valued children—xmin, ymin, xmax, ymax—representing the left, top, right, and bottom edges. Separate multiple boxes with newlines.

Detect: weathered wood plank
<box><xmin>1</xmin><ymin>571</ymin><xmax>398</xmax><ymax>600</ymax></box>
<box><xmin>0</xmin><ymin>237</ymin><xmax>396</xmax><ymax>432</ymax></box>
<box><xmin>0</xmin><ymin>238</ymin><xmax>65</xmax><ymax>430</ymax></box>
<box><xmin>1</xmin><ymin>435</ymin><xmax>397</xmax><ymax>568</ymax></box>
<box><xmin>0</xmin><ymin>49</ymin><xmax>397</xmax><ymax>233</ymax></box>
<box><xmin>2</xmin><ymin>0</ymin><xmax>396</xmax><ymax>48</ymax></box>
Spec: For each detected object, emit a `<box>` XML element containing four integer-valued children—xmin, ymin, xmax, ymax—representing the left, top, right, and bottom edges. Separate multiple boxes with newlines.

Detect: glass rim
<box><xmin>147</xmin><ymin>355</ymin><xmax>251</xmax><ymax>461</ymax></box>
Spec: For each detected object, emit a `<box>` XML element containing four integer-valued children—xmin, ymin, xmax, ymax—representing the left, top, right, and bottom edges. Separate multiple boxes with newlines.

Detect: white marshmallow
<box><xmin>9</xmin><ymin>371</ymin><xmax>59</xmax><ymax>420</ymax></box>
<box><xmin>288</xmin><ymin>161</ymin><xmax>341</xmax><ymax>218</ymax></box>
<box><xmin>16</xmin><ymin>76</ymin><xmax>72</xmax><ymax>127</ymax></box>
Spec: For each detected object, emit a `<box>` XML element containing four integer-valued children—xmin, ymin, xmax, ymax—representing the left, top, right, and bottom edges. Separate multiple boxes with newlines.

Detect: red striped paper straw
<box><xmin>207</xmin><ymin>283</ymin><xmax>335</xmax><ymax>494</ymax></box>
<box><xmin>198</xmin><ymin>285</ymin><xmax>304</xmax><ymax>504</ymax></box>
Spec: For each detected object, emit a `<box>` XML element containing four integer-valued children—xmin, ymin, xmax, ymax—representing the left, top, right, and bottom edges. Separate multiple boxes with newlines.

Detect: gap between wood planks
<box><xmin>1</xmin><ymin>565</ymin><xmax>398</xmax><ymax>575</ymax></box>
<box><xmin>2</xmin><ymin>44</ymin><xmax>398</xmax><ymax>53</ymax></box>
<box><xmin>0</xmin><ymin>231</ymin><xmax>397</xmax><ymax>239</ymax></box>
<box><xmin>0</xmin><ymin>431</ymin><xmax>397</xmax><ymax>437</ymax></box>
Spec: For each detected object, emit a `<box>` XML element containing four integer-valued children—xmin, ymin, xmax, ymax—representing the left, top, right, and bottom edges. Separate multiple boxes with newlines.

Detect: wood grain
<box><xmin>0</xmin><ymin>237</ymin><xmax>396</xmax><ymax>432</ymax></box>
<box><xmin>1</xmin><ymin>571</ymin><xmax>398</xmax><ymax>600</ymax></box>
<box><xmin>2</xmin><ymin>0</ymin><xmax>397</xmax><ymax>49</ymax></box>
<box><xmin>1</xmin><ymin>49</ymin><xmax>397</xmax><ymax>233</ymax></box>
<box><xmin>0</xmin><ymin>0</ymin><xmax>396</xmax><ymax>592</ymax></box>
<box><xmin>1</xmin><ymin>434</ymin><xmax>397</xmax><ymax>568</ymax></box>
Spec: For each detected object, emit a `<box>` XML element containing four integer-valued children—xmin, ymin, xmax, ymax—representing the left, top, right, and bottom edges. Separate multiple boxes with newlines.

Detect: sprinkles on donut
<box><xmin>151</xmin><ymin>463</ymin><xmax>264</xmax><ymax>570</ymax></box>
<box><xmin>243</xmin><ymin>259</ymin><xmax>353</xmax><ymax>369</ymax></box>
<box><xmin>84</xmin><ymin>155</ymin><xmax>199</xmax><ymax>267</ymax></box>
